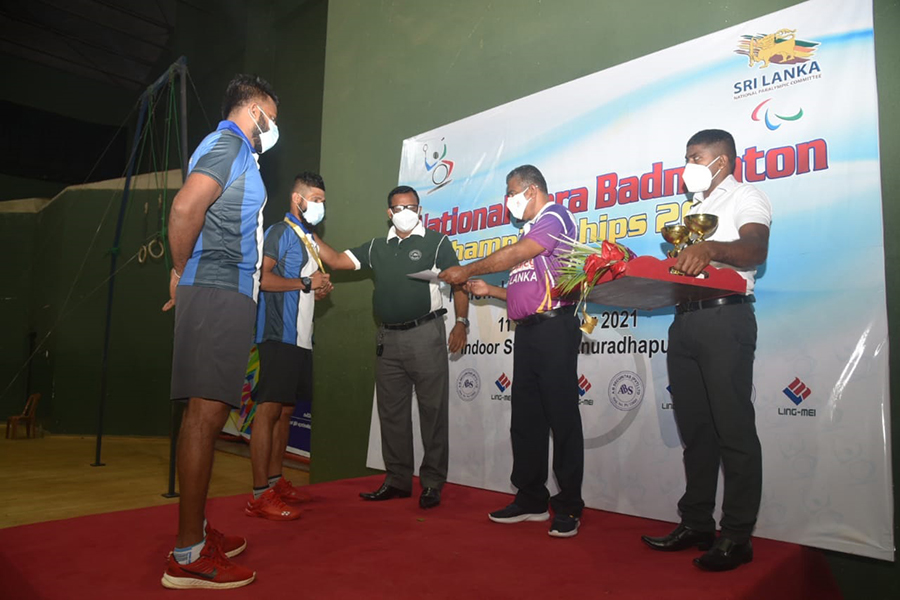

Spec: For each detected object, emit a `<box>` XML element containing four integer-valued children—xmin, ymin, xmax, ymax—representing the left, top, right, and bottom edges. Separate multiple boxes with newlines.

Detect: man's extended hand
<box><xmin>674</xmin><ymin>242</ymin><xmax>715</xmax><ymax>276</ymax></box>
<box><xmin>448</xmin><ymin>322</ymin><xmax>467</xmax><ymax>353</ymax></box>
<box><xmin>465</xmin><ymin>279</ymin><xmax>490</xmax><ymax>297</ymax></box>
<box><xmin>162</xmin><ymin>269</ymin><xmax>179</xmax><ymax>311</ymax></box>
<box><xmin>310</xmin><ymin>271</ymin><xmax>331</xmax><ymax>290</ymax></box>
<box><xmin>439</xmin><ymin>266</ymin><xmax>468</xmax><ymax>285</ymax></box>
<box><xmin>314</xmin><ymin>278</ymin><xmax>334</xmax><ymax>300</ymax></box>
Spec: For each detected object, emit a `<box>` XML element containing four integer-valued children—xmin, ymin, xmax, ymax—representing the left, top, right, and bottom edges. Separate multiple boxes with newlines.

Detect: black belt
<box><xmin>676</xmin><ymin>294</ymin><xmax>755</xmax><ymax>315</ymax></box>
<box><xmin>383</xmin><ymin>309</ymin><xmax>447</xmax><ymax>331</ymax></box>
<box><xmin>513</xmin><ymin>304</ymin><xmax>575</xmax><ymax>327</ymax></box>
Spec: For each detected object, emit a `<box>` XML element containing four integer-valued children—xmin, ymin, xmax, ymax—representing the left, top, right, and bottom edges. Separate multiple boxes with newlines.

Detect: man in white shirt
<box><xmin>641</xmin><ymin>129</ymin><xmax>772</xmax><ymax>572</ymax></box>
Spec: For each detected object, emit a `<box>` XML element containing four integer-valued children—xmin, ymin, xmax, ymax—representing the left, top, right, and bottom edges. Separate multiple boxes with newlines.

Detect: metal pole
<box><xmin>162</xmin><ymin>56</ymin><xmax>189</xmax><ymax>497</ymax></box>
<box><xmin>92</xmin><ymin>57</ymin><xmax>187</xmax><ymax>467</ymax></box>
<box><xmin>179</xmin><ymin>57</ymin><xmax>189</xmax><ymax>178</ymax></box>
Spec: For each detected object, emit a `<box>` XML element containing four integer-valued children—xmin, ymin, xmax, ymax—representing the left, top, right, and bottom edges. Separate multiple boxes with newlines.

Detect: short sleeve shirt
<box><xmin>345</xmin><ymin>222</ymin><xmax>459</xmax><ymax>324</ymax></box>
<box><xmin>688</xmin><ymin>175</ymin><xmax>772</xmax><ymax>294</ymax></box>
<box><xmin>255</xmin><ymin>214</ymin><xmax>320</xmax><ymax>349</ymax></box>
<box><xmin>507</xmin><ymin>202</ymin><xmax>577</xmax><ymax>321</ymax></box>
<box><xmin>178</xmin><ymin>120</ymin><xmax>267</xmax><ymax>301</ymax></box>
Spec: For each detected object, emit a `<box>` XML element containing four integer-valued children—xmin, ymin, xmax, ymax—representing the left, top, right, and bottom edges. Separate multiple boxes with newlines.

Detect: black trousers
<box><xmin>510</xmin><ymin>313</ymin><xmax>584</xmax><ymax>517</ymax></box>
<box><xmin>667</xmin><ymin>303</ymin><xmax>761</xmax><ymax>543</ymax></box>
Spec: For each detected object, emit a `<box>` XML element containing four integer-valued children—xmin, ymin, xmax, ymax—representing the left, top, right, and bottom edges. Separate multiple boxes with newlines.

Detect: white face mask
<box><xmin>299</xmin><ymin>195</ymin><xmax>325</xmax><ymax>226</ymax></box>
<box><xmin>506</xmin><ymin>186</ymin><xmax>531</xmax><ymax>221</ymax></box>
<box><xmin>391</xmin><ymin>207</ymin><xmax>420</xmax><ymax>232</ymax></box>
<box><xmin>250</xmin><ymin>105</ymin><xmax>279</xmax><ymax>153</ymax></box>
<box><xmin>681</xmin><ymin>155</ymin><xmax>723</xmax><ymax>193</ymax></box>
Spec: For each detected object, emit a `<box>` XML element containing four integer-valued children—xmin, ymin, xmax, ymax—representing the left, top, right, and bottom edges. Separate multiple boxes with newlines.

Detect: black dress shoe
<box><xmin>419</xmin><ymin>487</ymin><xmax>441</xmax><ymax>509</ymax></box>
<box><xmin>641</xmin><ymin>523</ymin><xmax>715</xmax><ymax>552</ymax></box>
<box><xmin>359</xmin><ymin>483</ymin><xmax>411</xmax><ymax>501</ymax></box>
<box><xmin>694</xmin><ymin>537</ymin><xmax>753</xmax><ymax>571</ymax></box>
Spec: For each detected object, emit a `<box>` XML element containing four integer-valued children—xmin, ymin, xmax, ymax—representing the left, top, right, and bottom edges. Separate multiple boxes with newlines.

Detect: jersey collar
<box><xmin>285</xmin><ymin>212</ymin><xmax>310</xmax><ymax>233</ymax></box>
<box><xmin>387</xmin><ymin>221</ymin><xmax>426</xmax><ymax>241</ymax></box>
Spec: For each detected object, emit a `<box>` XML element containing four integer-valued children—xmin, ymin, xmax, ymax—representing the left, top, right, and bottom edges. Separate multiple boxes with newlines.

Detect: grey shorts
<box><xmin>170</xmin><ymin>285</ymin><xmax>257</xmax><ymax>408</ymax></box>
<box><xmin>254</xmin><ymin>340</ymin><xmax>312</xmax><ymax>406</ymax></box>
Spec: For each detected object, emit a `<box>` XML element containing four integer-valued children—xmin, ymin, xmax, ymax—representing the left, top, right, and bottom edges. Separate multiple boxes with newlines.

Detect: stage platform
<box><xmin>0</xmin><ymin>475</ymin><xmax>841</xmax><ymax>599</ymax></box>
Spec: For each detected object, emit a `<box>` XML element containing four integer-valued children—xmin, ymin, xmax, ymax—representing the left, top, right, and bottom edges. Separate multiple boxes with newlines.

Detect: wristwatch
<box><xmin>456</xmin><ymin>317</ymin><xmax>470</xmax><ymax>328</ymax></box>
<box><xmin>301</xmin><ymin>276</ymin><xmax>312</xmax><ymax>293</ymax></box>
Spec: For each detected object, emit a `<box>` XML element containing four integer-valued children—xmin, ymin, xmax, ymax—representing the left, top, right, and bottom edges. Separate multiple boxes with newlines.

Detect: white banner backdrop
<box><xmin>366</xmin><ymin>0</ymin><xmax>892</xmax><ymax>560</ymax></box>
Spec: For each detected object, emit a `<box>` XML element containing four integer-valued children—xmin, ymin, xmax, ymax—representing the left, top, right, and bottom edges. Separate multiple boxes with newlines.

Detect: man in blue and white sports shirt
<box><xmin>245</xmin><ymin>172</ymin><xmax>332</xmax><ymax>521</ymax></box>
<box><xmin>161</xmin><ymin>74</ymin><xmax>279</xmax><ymax>591</ymax></box>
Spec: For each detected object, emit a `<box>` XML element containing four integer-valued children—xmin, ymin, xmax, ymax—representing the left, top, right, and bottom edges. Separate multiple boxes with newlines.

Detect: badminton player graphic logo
<box><xmin>422</xmin><ymin>137</ymin><xmax>455</xmax><ymax>194</ymax></box>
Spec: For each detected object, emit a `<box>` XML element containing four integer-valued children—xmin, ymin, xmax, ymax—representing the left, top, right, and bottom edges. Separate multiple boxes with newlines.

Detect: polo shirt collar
<box><xmin>217</xmin><ymin>120</ymin><xmax>256</xmax><ymax>154</ymax></box>
<box><xmin>387</xmin><ymin>221</ymin><xmax>426</xmax><ymax>241</ymax></box>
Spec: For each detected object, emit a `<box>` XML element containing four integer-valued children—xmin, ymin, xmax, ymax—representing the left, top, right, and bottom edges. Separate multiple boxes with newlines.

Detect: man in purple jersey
<box><xmin>440</xmin><ymin>164</ymin><xmax>584</xmax><ymax>538</ymax></box>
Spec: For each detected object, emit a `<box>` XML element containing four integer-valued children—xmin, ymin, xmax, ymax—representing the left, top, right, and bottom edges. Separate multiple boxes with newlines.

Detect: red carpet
<box><xmin>0</xmin><ymin>475</ymin><xmax>841</xmax><ymax>599</ymax></box>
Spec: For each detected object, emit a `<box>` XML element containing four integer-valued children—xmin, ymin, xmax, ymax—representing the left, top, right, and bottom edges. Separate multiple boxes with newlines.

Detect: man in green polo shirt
<box><xmin>315</xmin><ymin>185</ymin><xmax>468</xmax><ymax>509</ymax></box>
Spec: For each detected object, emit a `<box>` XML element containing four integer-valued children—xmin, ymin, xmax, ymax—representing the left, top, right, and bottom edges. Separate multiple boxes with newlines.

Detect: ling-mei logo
<box><xmin>733</xmin><ymin>28</ymin><xmax>821</xmax><ymax>99</ymax></box>
<box><xmin>577</xmin><ymin>375</ymin><xmax>594</xmax><ymax>406</ymax></box>
<box><xmin>491</xmin><ymin>373</ymin><xmax>512</xmax><ymax>402</ymax></box>
<box><xmin>751</xmin><ymin>98</ymin><xmax>803</xmax><ymax>131</ymax></box>
<box><xmin>423</xmin><ymin>137</ymin><xmax>454</xmax><ymax>194</ymax></box>
<box><xmin>779</xmin><ymin>377</ymin><xmax>816</xmax><ymax>417</ymax></box>
<box><xmin>495</xmin><ymin>373</ymin><xmax>511</xmax><ymax>393</ymax></box>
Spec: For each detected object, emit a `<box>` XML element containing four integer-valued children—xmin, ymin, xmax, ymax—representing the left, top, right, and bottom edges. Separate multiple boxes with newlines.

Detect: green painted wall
<box><xmin>0</xmin><ymin>210</ymin><xmax>38</xmax><ymax>419</ymax></box>
<box><xmin>313</xmin><ymin>0</ymin><xmax>899</xmax><ymax>596</ymax></box>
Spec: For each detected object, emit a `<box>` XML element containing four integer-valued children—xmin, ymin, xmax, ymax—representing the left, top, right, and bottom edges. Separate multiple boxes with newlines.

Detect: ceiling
<box><xmin>0</xmin><ymin>0</ymin><xmax>176</xmax><ymax>90</ymax></box>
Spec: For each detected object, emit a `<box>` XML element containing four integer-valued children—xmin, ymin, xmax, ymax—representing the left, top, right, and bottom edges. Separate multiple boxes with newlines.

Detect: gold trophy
<box><xmin>661</xmin><ymin>224</ymin><xmax>691</xmax><ymax>258</ymax></box>
<box><xmin>684</xmin><ymin>213</ymin><xmax>718</xmax><ymax>243</ymax></box>
<box><xmin>664</xmin><ymin>214</ymin><xmax>718</xmax><ymax>277</ymax></box>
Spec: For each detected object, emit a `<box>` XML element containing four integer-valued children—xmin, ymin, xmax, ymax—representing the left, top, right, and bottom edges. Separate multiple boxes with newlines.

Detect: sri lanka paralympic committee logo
<box><xmin>735</xmin><ymin>28</ymin><xmax>819</xmax><ymax>69</ymax></box>
<box><xmin>422</xmin><ymin>137</ymin><xmax>454</xmax><ymax>194</ymax></box>
<box><xmin>751</xmin><ymin>98</ymin><xmax>803</xmax><ymax>131</ymax></box>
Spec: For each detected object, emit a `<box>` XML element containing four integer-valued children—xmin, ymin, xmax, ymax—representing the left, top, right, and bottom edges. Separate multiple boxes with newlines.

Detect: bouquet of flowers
<box><xmin>553</xmin><ymin>236</ymin><xmax>636</xmax><ymax>332</ymax></box>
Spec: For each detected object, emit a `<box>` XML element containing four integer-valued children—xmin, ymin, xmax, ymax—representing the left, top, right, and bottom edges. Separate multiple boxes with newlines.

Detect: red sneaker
<box><xmin>273</xmin><ymin>476</ymin><xmax>312</xmax><ymax>504</ymax></box>
<box><xmin>205</xmin><ymin>523</ymin><xmax>247</xmax><ymax>558</ymax></box>
<box><xmin>161</xmin><ymin>541</ymin><xmax>255</xmax><ymax>590</ymax></box>
<box><xmin>244</xmin><ymin>488</ymin><xmax>302</xmax><ymax>521</ymax></box>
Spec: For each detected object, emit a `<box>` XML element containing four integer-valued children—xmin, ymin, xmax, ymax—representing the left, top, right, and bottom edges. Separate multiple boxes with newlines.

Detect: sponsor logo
<box><xmin>661</xmin><ymin>384</ymin><xmax>673</xmax><ymax>410</ymax></box>
<box><xmin>577</xmin><ymin>374</ymin><xmax>594</xmax><ymax>406</ymax></box>
<box><xmin>751</xmin><ymin>98</ymin><xmax>803</xmax><ymax>131</ymax></box>
<box><xmin>608</xmin><ymin>371</ymin><xmax>644</xmax><ymax>411</ymax></box>
<box><xmin>783</xmin><ymin>377</ymin><xmax>812</xmax><ymax>406</ymax></box>
<box><xmin>422</xmin><ymin>137</ymin><xmax>454</xmax><ymax>194</ymax></box>
<box><xmin>736</xmin><ymin>28</ymin><xmax>819</xmax><ymax>69</ymax></box>
<box><xmin>491</xmin><ymin>373</ymin><xmax>512</xmax><ymax>402</ymax></box>
<box><xmin>408</xmin><ymin>249</ymin><xmax>422</xmax><ymax>261</ymax></box>
<box><xmin>456</xmin><ymin>368</ymin><xmax>480</xmax><ymax>401</ymax></box>
<box><xmin>779</xmin><ymin>377</ymin><xmax>816</xmax><ymax>417</ymax></box>
<box><xmin>577</xmin><ymin>375</ymin><xmax>592</xmax><ymax>397</ymax></box>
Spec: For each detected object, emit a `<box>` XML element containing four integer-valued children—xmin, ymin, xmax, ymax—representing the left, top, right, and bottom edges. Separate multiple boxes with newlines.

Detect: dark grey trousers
<box><xmin>668</xmin><ymin>303</ymin><xmax>761</xmax><ymax>543</ymax></box>
<box><xmin>375</xmin><ymin>317</ymin><xmax>449</xmax><ymax>491</ymax></box>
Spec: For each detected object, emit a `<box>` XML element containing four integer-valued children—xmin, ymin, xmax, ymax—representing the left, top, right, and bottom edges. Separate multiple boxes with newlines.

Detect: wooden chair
<box><xmin>6</xmin><ymin>393</ymin><xmax>40</xmax><ymax>439</ymax></box>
